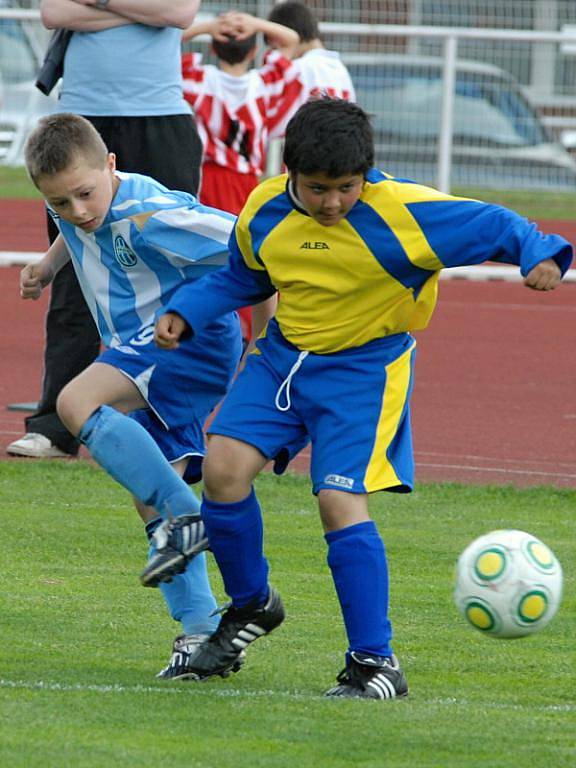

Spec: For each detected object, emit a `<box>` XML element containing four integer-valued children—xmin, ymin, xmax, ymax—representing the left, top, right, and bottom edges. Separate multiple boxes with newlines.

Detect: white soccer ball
<box><xmin>454</xmin><ymin>529</ymin><xmax>563</xmax><ymax>639</ymax></box>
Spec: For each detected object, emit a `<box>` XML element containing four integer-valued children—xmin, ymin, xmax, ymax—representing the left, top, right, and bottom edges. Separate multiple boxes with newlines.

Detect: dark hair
<box><xmin>283</xmin><ymin>98</ymin><xmax>374</xmax><ymax>177</ymax></box>
<box><xmin>212</xmin><ymin>33</ymin><xmax>257</xmax><ymax>65</ymax></box>
<box><xmin>25</xmin><ymin>113</ymin><xmax>108</xmax><ymax>183</ymax></box>
<box><xmin>267</xmin><ymin>1</ymin><xmax>319</xmax><ymax>42</ymax></box>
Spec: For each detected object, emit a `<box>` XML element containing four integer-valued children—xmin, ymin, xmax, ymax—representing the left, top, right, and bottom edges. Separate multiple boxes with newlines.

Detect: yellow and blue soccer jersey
<box><xmin>51</xmin><ymin>171</ymin><xmax>236</xmax><ymax>349</ymax></box>
<box><xmin>167</xmin><ymin>169</ymin><xmax>572</xmax><ymax>354</ymax></box>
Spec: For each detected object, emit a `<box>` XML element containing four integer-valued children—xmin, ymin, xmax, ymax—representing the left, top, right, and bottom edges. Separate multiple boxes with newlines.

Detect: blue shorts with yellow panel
<box><xmin>208</xmin><ymin>318</ymin><xmax>416</xmax><ymax>495</ymax></box>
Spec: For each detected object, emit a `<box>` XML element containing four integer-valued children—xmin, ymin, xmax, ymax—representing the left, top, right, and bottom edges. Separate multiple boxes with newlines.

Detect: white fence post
<box><xmin>437</xmin><ymin>34</ymin><xmax>458</xmax><ymax>193</ymax></box>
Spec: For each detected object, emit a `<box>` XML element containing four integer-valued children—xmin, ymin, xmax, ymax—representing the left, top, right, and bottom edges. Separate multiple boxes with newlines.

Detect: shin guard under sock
<box><xmin>79</xmin><ymin>405</ymin><xmax>199</xmax><ymax>520</ymax></box>
<box><xmin>146</xmin><ymin>516</ymin><xmax>218</xmax><ymax>635</ymax></box>
<box><xmin>326</xmin><ymin>520</ymin><xmax>393</xmax><ymax>658</ymax></box>
<box><xmin>201</xmin><ymin>488</ymin><xmax>269</xmax><ymax>607</ymax></box>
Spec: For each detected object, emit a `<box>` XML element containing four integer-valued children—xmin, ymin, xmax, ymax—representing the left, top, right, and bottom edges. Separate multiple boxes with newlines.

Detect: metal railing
<box><xmin>321</xmin><ymin>22</ymin><xmax>576</xmax><ymax>191</ymax></box>
<box><xmin>3</xmin><ymin>9</ymin><xmax>576</xmax><ymax>192</ymax></box>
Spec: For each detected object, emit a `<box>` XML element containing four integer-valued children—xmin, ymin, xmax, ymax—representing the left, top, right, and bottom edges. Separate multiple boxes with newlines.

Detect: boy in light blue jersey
<box><xmin>20</xmin><ymin>113</ymin><xmax>243</xmax><ymax>679</ymax></box>
<box><xmin>150</xmin><ymin>98</ymin><xmax>572</xmax><ymax>699</ymax></box>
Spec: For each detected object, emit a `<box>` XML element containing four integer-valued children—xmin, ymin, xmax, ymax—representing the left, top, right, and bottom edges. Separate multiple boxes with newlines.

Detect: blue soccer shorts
<box><xmin>98</xmin><ymin>315</ymin><xmax>242</xmax><ymax>483</ymax></box>
<box><xmin>208</xmin><ymin>320</ymin><xmax>417</xmax><ymax>495</ymax></box>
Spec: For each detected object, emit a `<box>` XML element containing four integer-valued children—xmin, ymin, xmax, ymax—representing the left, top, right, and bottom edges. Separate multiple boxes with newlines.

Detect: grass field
<box><xmin>2</xmin><ymin>163</ymin><xmax>576</xmax><ymax>219</ymax></box>
<box><xmin>1</xmin><ymin>462</ymin><xmax>574</xmax><ymax>767</ymax></box>
<box><xmin>0</xmin><ymin>166</ymin><xmax>42</xmax><ymax>199</ymax></box>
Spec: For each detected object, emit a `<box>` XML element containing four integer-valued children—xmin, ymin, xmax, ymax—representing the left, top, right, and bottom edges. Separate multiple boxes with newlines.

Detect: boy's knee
<box><xmin>55</xmin><ymin>384</ymin><xmax>79</xmax><ymax>435</ymax></box>
<box><xmin>202</xmin><ymin>452</ymin><xmax>240</xmax><ymax>497</ymax></box>
<box><xmin>57</xmin><ymin>384</ymin><xmax>102</xmax><ymax>438</ymax></box>
<box><xmin>202</xmin><ymin>438</ymin><xmax>257</xmax><ymax>501</ymax></box>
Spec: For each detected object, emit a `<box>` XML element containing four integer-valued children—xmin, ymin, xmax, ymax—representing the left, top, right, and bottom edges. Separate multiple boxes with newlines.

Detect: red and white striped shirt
<box><xmin>266</xmin><ymin>48</ymin><xmax>356</xmax><ymax>139</ymax></box>
<box><xmin>182</xmin><ymin>51</ymin><xmax>297</xmax><ymax>176</ymax></box>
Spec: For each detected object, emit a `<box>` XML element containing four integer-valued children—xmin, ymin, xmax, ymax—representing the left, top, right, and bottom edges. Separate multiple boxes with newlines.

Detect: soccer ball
<box><xmin>454</xmin><ymin>529</ymin><xmax>563</xmax><ymax>639</ymax></box>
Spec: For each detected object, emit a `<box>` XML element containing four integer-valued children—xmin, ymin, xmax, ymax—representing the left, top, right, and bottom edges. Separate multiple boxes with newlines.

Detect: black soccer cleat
<box><xmin>179</xmin><ymin>586</ymin><xmax>285</xmax><ymax>680</ymax></box>
<box><xmin>156</xmin><ymin>633</ymin><xmax>245</xmax><ymax>681</ymax></box>
<box><xmin>325</xmin><ymin>651</ymin><xmax>408</xmax><ymax>700</ymax></box>
<box><xmin>140</xmin><ymin>513</ymin><xmax>210</xmax><ymax>588</ymax></box>
<box><xmin>156</xmin><ymin>633</ymin><xmax>210</xmax><ymax>680</ymax></box>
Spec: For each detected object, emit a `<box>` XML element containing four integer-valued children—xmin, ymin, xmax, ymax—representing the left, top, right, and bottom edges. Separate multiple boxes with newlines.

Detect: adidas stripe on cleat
<box><xmin>156</xmin><ymin>633</ymin><xmax>245</xmax><ymax>681</ymax></box>
<box><xmin>325</xmin><ymin>652</ymin><xmax>408</xmax><ymax>700</ymax></box>
<box><xmin>156</xmin><ymin>633</ymin><xmax>210</xmax><ymax>680</ymax></box>
<box><xmin>140</xmin><ymin>513</ymin><xmax>209</xmax><ymax>588</ymax></box>
<box><xmin>177</xmin><ymin>586</ymin><xmax>285</xmax><ymax>680</ymax></box>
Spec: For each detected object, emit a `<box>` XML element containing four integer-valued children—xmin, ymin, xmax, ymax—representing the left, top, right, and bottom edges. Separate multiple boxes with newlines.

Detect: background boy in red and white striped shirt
<box><xmin>182</xmin><ymin>12</ymin><xmax>300</xmax><ymax>341</ymax></box>
<box><xmin>181</xmin><ymin>13</ymin><xmax>299</xmax><ymax>215</ymax></box>
<box><xmin>265</xmin><ymin>1</ymin><xmax>356</xmax><ymax>139</ymax></box>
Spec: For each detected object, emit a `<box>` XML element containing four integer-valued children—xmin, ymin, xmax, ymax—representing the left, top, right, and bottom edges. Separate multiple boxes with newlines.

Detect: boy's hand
<box><xmin>524</xmin><ymin>259</ymin><xmax>562</xmax><ymax>291</ymax></box>
<box><xmin>154</xmin><ymin>312</ymin><xmax>189</xmax><ymax>349</ymax></box>
<box><xmin>20</xmin><ymin>262</ymin><xmax>53</xmax><ymax>300</ymax></box>
<box><xmin>219</xmin><ymin>12</ymin><xmax>257</xmax><ymax>40</ymax></box>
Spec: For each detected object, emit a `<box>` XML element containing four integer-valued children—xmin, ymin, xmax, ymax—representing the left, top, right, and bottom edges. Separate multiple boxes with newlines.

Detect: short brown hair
<box><xmin>267</xmin><ymin>1</ymin><xmax>319</xmax><ymax>43</ymax></box>
<box><xmin>25</xmin><ymin>113</ymin><xmax>108</xmax><ymax>184</ymax></box>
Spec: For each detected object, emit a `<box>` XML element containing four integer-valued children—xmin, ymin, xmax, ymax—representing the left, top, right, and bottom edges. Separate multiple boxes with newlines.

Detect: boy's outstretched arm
<box><xmin>20</xmin><ymin>234</ymin><xmax>70</xmax><ymax>300</ymax></box>
<box><xmin>523</xmin><ymin>258</ymin><xmax>562</xmax><ymax>291</ymax></box>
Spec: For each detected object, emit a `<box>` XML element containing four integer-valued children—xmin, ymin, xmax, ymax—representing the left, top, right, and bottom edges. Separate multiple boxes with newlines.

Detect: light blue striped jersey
<box><xmin>50</xmin><ymin>172</ymin><xmax>235</xmax><ymax>348</ymax></box>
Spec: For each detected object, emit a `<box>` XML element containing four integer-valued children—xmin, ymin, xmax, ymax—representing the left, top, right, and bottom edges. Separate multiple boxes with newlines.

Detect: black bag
<box><xmin>35</xmin><ymin>29</ymin><xmax>73</xmax><ymax>96</ymax></box>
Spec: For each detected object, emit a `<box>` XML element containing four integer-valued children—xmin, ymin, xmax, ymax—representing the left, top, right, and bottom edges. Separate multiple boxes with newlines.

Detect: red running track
<box><xmin>1</xmin><ymin>200</ymin><xmax>575</xmax><ymax>488</ymax></box>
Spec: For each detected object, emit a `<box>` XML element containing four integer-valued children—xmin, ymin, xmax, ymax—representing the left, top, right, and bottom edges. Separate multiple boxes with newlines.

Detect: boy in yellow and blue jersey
<box><xmin>149</xmin><ymin>98</ymin><xmax>572</xmax><ymax>698</ymax></box>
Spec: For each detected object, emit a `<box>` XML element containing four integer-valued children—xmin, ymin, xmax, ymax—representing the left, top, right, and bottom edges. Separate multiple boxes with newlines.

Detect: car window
<box><xmin>349</xmin><ymin>65</ymin><xmax>548</xmax><ymax>148</ymax></box>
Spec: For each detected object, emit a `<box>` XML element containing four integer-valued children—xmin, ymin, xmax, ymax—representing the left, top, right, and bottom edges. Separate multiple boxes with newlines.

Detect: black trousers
<box><xmin>25</xmin><ymin>114</ymin><xmax>203</xmax><ymax>454</ymax></box>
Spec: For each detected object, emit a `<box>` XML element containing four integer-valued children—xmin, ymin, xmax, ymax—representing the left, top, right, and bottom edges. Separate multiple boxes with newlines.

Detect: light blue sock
<box><xmin>79</xmin><ymin>405</ymin><xmax>198</xmax><ymax>520</ymax></box>
<box><xmin>145</xmin><ymin>519</ymin><xmax>219</xmax><ymax>637</ymax></box>
<box><xmin>326</xmin><ymin>521</ymin><xmax>393</xmax><ymax>658</ymax></box>
<box><xmin>158</xmin><ymin>555</ymin><xmax>219</xmax><ymax>636</ymax></box>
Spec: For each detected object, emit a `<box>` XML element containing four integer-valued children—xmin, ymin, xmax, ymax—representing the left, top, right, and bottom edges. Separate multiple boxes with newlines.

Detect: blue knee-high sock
<box><xmin>325</xmin><ymin>520</ymin><xmax>393</xmax><ymax>658</ymax></box>
<box><xmin>145</xmin><ymin>517</ymin><xmax>219</xmax><ymax>636</ymax></box>
<box><xmin>201</xmin><ymin>488</ymin><xmax>269</xmax><ymax>608</ymax></box>
<box><xmin>79</xmin><ymin>405</ymin><xmax>198</xmax><ymax>520</ymax></box>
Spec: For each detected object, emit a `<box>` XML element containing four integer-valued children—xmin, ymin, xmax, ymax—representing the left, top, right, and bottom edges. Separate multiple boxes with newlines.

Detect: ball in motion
<box><xmin>454</xmin><ymin>529</ymin><xmax>563</xmax><ymax>639</ymax></box>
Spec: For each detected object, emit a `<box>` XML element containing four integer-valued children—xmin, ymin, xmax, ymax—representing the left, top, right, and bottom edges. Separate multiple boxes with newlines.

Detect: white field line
<box><xmin>438</xmin><ymin>300</ymin><xmax>576</xmax><ymax>312</ymax></box>
<box><xmin>417</xmin><ymin>461</ymin><xmax>576</xmax><ymax>480</ymax></box>
<box><xmin>440</xmin><ymin>265</ymin><xmax>576</xmax><ymax>283</ymax></box>
<box><xmin>0</xmin><ymin>678</ymin><xmax>574</xmax><ymax>712</ymax></box>
<box><xmin>416</xmin><ymin>450</ymin><xmax>576</xmax><ymax>469</ymax></box>
<box><xmin>1</xmin><ymin>253</ymin><xmax>576</xmax><ymax>283</ymax></box>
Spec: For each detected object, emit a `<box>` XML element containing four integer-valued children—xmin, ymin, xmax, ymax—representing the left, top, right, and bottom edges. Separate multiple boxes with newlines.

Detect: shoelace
<box><xmin>210</xmin><ymin>600</ymin><xmax>233</xmax><ymax>617</ymax></box>
<box><xmin>275</xmin><ymin>350</ymin><xmax>309</xmax><ymax>412</ymax></box>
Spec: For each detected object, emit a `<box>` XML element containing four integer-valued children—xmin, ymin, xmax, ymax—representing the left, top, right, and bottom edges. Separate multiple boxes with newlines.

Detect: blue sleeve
<box><xmin>164</xmin><ymin>228</ymin><xmax>276</xmax><ymax>333</ymax></box>
<box><xmin>407</xmin><ymin>199</ymin><xmax>573</xmax><ymax>276</ymax></box>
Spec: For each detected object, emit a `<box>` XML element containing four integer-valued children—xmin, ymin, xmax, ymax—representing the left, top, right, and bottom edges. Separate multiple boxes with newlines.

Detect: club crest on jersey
<box><xmin>300</xmin><ymin>241</ymin><xmax>330</xmax><ymax>249</ymax></box>
<box><xmin>114</xmin><ymin>235</ymin><xmax>138</xmax><ymax>267</ymax></box>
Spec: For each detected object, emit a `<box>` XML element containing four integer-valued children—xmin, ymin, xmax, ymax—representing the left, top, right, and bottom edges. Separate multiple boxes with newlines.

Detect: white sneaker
<box><xmin>6</xmin><ymin>432</ymin><xmax>70</xmax><ymax>458</ymax></box>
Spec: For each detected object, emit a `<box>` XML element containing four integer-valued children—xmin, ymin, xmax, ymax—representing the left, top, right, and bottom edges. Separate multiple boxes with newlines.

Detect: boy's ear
<box><xmin>107</xmin><ymin>152</ymin><xmax>116</xmax><ymax>172</ymax></box>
